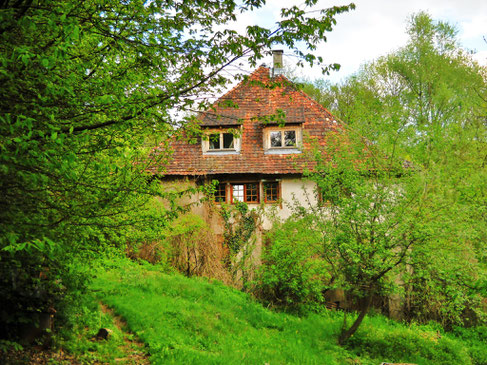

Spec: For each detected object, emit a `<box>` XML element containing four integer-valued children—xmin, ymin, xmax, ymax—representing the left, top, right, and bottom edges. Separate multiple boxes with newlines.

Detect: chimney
<box><xmin>272</xmin><ymin>49</ymin><xmax>284</xmax><ymax>77</ymax></box>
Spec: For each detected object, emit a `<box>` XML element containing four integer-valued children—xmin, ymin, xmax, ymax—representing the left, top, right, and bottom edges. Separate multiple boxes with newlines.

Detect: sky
<box><xmin>229</xmin><ymin>0</ymin><xmax>487</xmax><ymax>83</ymax></box>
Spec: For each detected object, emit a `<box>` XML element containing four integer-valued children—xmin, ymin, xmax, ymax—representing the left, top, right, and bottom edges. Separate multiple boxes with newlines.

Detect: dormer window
<box><xmin>263</xmin><ymin>126</ymin><xmax>302</xmax><ymax>154</ymax></box>
<box><xmin>202</xmin><ymin>129</ymin><xmax>241</xmax><ymax>154</ymax></box>
<box><xmin>209</xmin><ymin>132</ymin><xmax>235</xmax><ymax>150</ymax></box>
<box><xmin>270</xmin><ymin>130</ymin><xmax>296</xmax><ymax>148</ymax></box>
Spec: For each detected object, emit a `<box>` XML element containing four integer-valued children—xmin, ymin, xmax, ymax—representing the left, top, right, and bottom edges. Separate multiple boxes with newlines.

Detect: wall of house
<box><xmin>260</xmin><ymin>177</ymin><xmax>317</xmax><ymax>230</ymax></box>
<box><xmin>158</xmin><ymin>176</ymin><xmax>318</xmax><ymax>237</ymax></box>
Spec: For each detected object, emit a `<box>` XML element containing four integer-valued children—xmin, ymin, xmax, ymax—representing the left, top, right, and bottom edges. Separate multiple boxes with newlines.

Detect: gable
<box><xmin>151</xmin><ymin>66</ymin><xmax>341</xmax><ymax>176</ymax></box>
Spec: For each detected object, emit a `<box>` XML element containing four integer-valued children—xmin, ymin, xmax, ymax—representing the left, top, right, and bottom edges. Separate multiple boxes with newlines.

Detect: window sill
<box><xmin>232</xmin><ymin>202</ymin><xmax>260</xmax><ymax>204</ymax></box>
<box><xmin>203</xmin><ymin>150</ymin><xmax>239</xmax><ymax>155</ymax></box>
<box><xmin>264</xmin><ymin>148</ymin><xmax>301</xmax><ymax>155</ymax></box>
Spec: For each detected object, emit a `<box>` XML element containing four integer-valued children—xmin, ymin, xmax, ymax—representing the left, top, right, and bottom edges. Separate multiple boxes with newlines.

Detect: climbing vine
<box><xmin>219</xmin><ymin>202</ymin><xmax>260</xmax><ymax>289</ymax></box>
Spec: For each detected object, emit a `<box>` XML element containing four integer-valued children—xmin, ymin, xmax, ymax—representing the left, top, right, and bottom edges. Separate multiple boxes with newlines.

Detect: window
<box><xmin>202</xmin><ymin>129</ymin><xmax>241</xmax><ymax>154</ymax></box>
<box><xmin>214</xmin><ymin>183</ymin><xmax>226</xmax><ymax>203</ymax></box>
<box><xmin>231</xmin><ymin>183</ymin><xmax>259</xmax><ymax>203</ymax></box>
<box><xmin>270</xmin><ymin>130</ymin><xmax>296</xmax><ymax>148</ymax></box>
<box><xmin>264</xmin><ymin>181</ymin><xmax>280</xmax><ymax>202</ymax></box>
<box><xmin>232</xmin><ymin>184</ymin><xmax>244</xmax><ymax>202</ymax></box>
<box><xmin>264</xmin><ymin>128</ymin><xmax>301</xmax><ymax>153</ymax></box>
<box><xmin>209</xmin><ymin>132</ymin><xmax>235</xmax><ymax>150</ymax></box>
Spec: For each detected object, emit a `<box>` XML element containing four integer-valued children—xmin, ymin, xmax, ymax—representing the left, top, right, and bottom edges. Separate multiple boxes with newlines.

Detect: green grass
<box><xmin>55</xmin><ymin>293</ymin><xmax>146</xmax><ymax>364</ymax></box>
<box><xmin>90</xmin><ymin>259</ymin><xmax>352</xmax><ymax>364</ymax></box>
<box><xmin>88</xmin><ymin>258</ymin><xmax>484</xmax><ymax>365</ymax></box>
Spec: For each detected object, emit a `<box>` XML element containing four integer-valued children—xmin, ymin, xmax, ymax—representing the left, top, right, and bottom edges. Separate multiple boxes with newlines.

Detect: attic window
<box><xmin>270</xmin><ymin>130</ymin><xmax>296</xmax><ymax>147</ymax></box>
<box><xmin>264</xmin><ymin>127</ymin><xmax>301</xmax><ymax>153</ymax></box>
<box><xmin>209</xmin><ymin>133</ymin><xmax>234</xmax><ymax>150</ymax></box>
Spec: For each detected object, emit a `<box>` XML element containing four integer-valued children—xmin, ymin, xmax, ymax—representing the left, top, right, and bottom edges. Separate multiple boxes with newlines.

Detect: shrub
<box><xmin>451</xmin><ymin>325</ymin><xmax>487</xmax><ymax>365</ymax></box>
<box><xmin>346</xmin><ymin>317</ymin><xmax>472</xmax><ymax>364</ymax></box>
<box><xmin>165</xmin><ymin>214</ymin><xmax>232</xmax><ymax>284</ymax></box>
<box><xmin>255</xmin><ymin>217</ymin><xmax>331</xmax><ymax>312</ymax></box>
<box><xmin>0</xmin><ymin>240</ymin><xmax>89</xmax><ymax>344</ymax></box>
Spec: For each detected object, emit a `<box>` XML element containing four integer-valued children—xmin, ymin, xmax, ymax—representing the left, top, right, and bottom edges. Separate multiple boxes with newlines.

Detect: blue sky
<box><xmin>228</xmin><ymin>0</ymin><xmax>487</xmax><ymax>83</ymax></box>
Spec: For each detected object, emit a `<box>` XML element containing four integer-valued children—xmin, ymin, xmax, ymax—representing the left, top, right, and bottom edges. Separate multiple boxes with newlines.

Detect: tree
<box><xmin>0</xmin><ymin>0</ymin><xmax>355</xmax><ymax>340</ymax></box>
<box><xmin>302</xmin><ymin>131</ymin><xmax>427</xmax><ymax>344</ymax></box>
<box><xmin>304</xmin><ymin>12</ymin><xmax>487</xmax><ymax>328</ymax></box>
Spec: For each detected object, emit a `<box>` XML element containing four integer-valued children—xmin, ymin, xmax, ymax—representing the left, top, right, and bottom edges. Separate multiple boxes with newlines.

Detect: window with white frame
<box><xmin>264</xmin><ymin>127</ymin><xmax>301</xmax><ymax>152</ymax></box>
<box><xmin>202</xmin><ymin>130</ymin><xmax>241</xmax><ymax>154</ymax></box>
<box><xmin>270</xmin><ymin>130</ymin><xmax>296</xmax><ymax>147</ymax></box>
<box><xmin>209</xmin><ymin>132</ymin><xmax>235</xmax><ymax>150</ymax></box>
<box><xmin>231</xmin><ymin>183</ymin><xmax>259</xmax><ymax>203</ymax></box>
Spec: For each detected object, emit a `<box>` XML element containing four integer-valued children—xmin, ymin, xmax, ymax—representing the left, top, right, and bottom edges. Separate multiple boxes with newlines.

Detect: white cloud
<box><xmin>216</xmin><ymin>1</ymin><xmax>487</xmax><ymax>84</ymax></box>
<box><xmin>253</xmin><ymin>0</ymin><xmax>487</xmax><ymax>82</ymax></box>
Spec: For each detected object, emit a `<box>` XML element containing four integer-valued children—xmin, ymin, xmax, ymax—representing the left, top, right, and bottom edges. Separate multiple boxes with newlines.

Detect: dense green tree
<box><xmin>0</xmin><ymin>0</ymin><xmax>355</xmax><ymax>340</ymax></box>
<box><xmin>304</xmin><ymin>131</ymin><xmax>426</xmax><ymax>344</ymax></box>
<box><xmin>304</xmin><ymin>12</ymin><xmax>487</xmax><ymax>328</ymax></box>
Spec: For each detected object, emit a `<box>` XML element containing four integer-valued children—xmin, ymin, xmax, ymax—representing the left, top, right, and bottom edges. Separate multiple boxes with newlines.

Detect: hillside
<box><xmin>66</xmin><ymin>258</ymin><xmax>483</xmax><ymax>365</ymax></box>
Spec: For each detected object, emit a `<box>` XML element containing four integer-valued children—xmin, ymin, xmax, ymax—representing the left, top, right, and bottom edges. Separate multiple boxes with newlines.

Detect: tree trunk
<box><xmin>338</xmin><ymin>293</ymin><xmax>373</xmax><ymax>345</ymax></box>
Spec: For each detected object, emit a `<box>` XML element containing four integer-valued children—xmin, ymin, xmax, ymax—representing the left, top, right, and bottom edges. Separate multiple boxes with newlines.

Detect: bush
<box><xmin>0</xmin><ymin>241</ymin><xmax>89</xmax><ymax>344</ymax></box>
<box><xmin>255</xmin><ymin>217</ymin><xmax>331</xmax><ymax>312</ymax></box>
<box><xmin>346</xmin><ymin>317</ymin><xmax>472</xmax><ymax>364</ymax></box>
<box><xmin>451</xmin><ymin>325</ymin><xmax>487</xmax><ymax>365</ymax></box>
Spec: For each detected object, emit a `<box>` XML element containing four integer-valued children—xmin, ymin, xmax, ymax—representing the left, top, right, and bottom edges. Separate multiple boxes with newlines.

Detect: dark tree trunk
<box><xmin>338</xmin><ymin>293</ymin><xmax>373</xmax><ymax>345</ymax></box>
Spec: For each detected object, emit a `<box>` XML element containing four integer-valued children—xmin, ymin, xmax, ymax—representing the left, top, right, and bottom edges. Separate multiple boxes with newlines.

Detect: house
<box><xmin>151</xmin><ymin>51</ymin><xmax>341</xmax><ymax>240</ymax></box>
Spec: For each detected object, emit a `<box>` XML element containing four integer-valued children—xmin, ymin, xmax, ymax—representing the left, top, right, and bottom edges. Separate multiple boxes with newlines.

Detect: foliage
<box><xmin>304</xmin><ymin>11</ymin><xmax>487</xmax><ymax>328</ymax></box>
<box><xmin>346</xmin><ymin>316</ymin><xmax>472</xmax><ymax>364</ymax></box>
<box><xmin>220</xmin><ymin>201</ymin><xmax>260</xmax><ymax>287</ymax></box>
<box><xmin>256</xmin><ymin>216</ymin><xmax>331</xmax><ymax>312</ymax></box>
<box><xmin>302</xmin><ymin>130</ymin><xmax>427</xmax><ymax>343</ymax></box>
<box><xmin>90</xmin><ymin>257</ymin><xmax>478</xmax><ymax>364</ymax></box>
<box><xmin>0</xmin><ymin>0</ymin><xmax>355</xmax><ymax>341</ymax></box>
<box><xmin>163</xmin><ymin>213</ymin><xmax>231</xmax><ymax>283</ymax></box>
<box><xmin>220</xmin><ymin>202</ymin><xmax>257</xmax><ymax>255</ymax></box>
<box><xmin>451</xmin><ymin>325</ymin><xmax>487</xmax><ymax>365</ymax></box>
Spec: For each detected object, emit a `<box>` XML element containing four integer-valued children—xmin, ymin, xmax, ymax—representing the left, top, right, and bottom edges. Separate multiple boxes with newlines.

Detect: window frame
<box><xmin>202</xmin><ymin>128</ymin><xmax>241</xmax><ymax>154</ymax></box>
<box><xmin>230</xmin><ymin>182</ymin><xmax>260</xmax><ymax>204</ymax></box>
<box><xmin>214</xmin><ymin>182</ymin><xmax>227</xmax><ymax>203</ymax></box>
<box><xmin>208</xmin><ymin>132</ymin><xmax>235</xmax><ymax>151</ymax></box>
<box><xmin>263</xmin><ymin>126</ymin><xmax>301</xmax><ymax>152</ymax></box>
<box><xmin>263</xmin><ymin>181</ymin><xmax>281</xmax><ymax>203</ymax></box>
<box><xmin>269</xmin><ymin>130</ymin><xmax>297</xmax><ymax>148</ymax></box>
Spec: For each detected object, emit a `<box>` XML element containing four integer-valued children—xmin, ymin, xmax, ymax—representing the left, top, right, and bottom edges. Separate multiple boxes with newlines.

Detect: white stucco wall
<box><xmin>259</xmin><ymin>178</ymin><xmax>317</xmax><ymax>230</ymax></box>
<box><xmin>159</xmin><ymin>176</ymin><xmax>318</xmax><ymax>232</ymax></box>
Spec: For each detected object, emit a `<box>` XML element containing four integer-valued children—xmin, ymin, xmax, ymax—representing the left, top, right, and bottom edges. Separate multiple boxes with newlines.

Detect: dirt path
<box><xmin>1</xmin><ymin>304</ymin><xmax>150</xmax><ymax>364</ymax></box>
<box><xmin>99</xmin><ymin>303</ymin><xmax>150</xmax><ymax>364</ymax></box>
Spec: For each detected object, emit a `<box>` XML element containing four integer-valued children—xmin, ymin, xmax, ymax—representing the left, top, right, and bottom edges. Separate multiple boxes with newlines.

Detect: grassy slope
<box><xmin>90</xmin><ymin>259</ymin><xmax>482</xmax><ymax>365</ymax></box>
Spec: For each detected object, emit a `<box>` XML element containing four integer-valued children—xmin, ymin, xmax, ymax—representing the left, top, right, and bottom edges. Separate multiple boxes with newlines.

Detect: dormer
<box><xmin>261</xmin><ymin>106</ymin><xmax>304</xmax><ymax>154</ymax></box>
<box><xmin>199</xmin><ymin>112</ymin><xmax>242</xmax><ymax>155</ymax></box>
<box><xmin>201</xmin><ymin>127</ymin><xmax>242</xmax><ymax>155</ymax></box>
<box><xmin>263</xmin><ymin>125</ymin><xmax>302</xmax><ymax>154</ymax></box>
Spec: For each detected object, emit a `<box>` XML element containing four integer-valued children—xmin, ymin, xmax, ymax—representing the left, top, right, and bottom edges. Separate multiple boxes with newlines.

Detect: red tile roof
<box><xmin>151</xmin><ymin>66</ymin><xmax>341</xmax><ymax>176</ymax></box>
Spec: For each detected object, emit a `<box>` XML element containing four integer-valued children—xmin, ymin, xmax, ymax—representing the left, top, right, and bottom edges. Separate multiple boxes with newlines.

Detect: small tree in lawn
<box><xmin>304</xmin><ymin>130</ymin><xmax>427</xmax><ymax>345</ymax></box>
